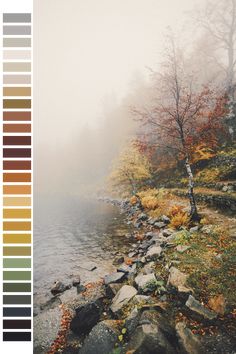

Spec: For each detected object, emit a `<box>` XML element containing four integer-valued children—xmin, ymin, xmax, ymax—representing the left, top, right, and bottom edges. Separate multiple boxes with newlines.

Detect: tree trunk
<box><xmin>185</xmin><ymin>157</ymin><xmax>200</xmax><ymax>221</ymax></box>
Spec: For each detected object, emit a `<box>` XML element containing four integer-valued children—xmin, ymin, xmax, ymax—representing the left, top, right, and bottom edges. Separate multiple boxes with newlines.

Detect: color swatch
<box><xmin>2</xmin><ymin>13</ymin><xmax>32</xmax><ymax>342</ymax></box>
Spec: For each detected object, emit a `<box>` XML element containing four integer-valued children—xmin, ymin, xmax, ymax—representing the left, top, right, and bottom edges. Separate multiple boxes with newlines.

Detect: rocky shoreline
<box><xmin>34</xmin><ymin>198</ymin><xmax>236</xmax><ymax>354</ymax></box>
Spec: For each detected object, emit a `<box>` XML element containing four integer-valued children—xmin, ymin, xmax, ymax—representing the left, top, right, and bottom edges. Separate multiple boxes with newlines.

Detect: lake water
<box><xmin>33</xmin><ymin>197</ymin><xmax>132</xmax><ymax>305</ymax></box>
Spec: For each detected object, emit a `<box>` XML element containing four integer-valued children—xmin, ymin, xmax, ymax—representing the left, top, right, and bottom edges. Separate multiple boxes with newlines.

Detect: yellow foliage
<box><xmin>130</xmin><ymin>195</ymin><xmax>138</xmax><ymax>205</ymax></box>
<box><xmin>141</xmin><ymin>196</ymin><xmax>160</xmax><ymax>210</ymax></box>
<box><xmin>191</xmin><ymin>143</ymin><xmax>215</xmax><ymax>163</ymax></box>
<box><xmin>170</xmin><ymin>212</ymin><xmax>190</xmax><ymax>229</ymax></box>
<box><xmin>168</xmin><ymin>204</ymin><xmax>185</xmax><ymax>217</ymax></box>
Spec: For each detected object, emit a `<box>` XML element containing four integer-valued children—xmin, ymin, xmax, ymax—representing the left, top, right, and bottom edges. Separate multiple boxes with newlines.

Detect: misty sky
<box><xmin>34</xmin><ymin>0</ymin><xmax>205</xmax><ymax>146</ymax></box>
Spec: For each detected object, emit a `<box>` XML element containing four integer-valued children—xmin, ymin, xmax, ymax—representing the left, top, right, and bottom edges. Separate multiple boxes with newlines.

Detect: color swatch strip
<box><xmin>2</xmin><ymin>13</ymin><xmax>32</xmax><ymax>342</ymax></box>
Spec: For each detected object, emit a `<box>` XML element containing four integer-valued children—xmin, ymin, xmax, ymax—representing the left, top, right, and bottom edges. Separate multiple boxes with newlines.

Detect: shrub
<box><xmin>170</xmin><ymin>212</ymin><xmax>190</xmax><ymax>229</ymax></box>
<box><xmin>174</xmin><ymin>230</ymin><xmax>191</xmax><ymax>245</ymax></box>
<box><xmin>168</xmin><ymin>205</ymin><xmax>185</xmax><ymax>217</ymax></box>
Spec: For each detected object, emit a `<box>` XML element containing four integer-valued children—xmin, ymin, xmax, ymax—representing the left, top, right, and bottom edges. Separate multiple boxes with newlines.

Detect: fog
<box><xmin>34</xmin><ymin>0</ymin><xmax>206</xmax><ymax>197</ymax></box>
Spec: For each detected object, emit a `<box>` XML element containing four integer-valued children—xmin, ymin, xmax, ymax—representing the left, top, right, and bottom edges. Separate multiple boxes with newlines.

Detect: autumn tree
<box><xmin>133</xmin><ymin>36</ymin><xmax>221</xmax><ymax>221</ymax></box>
<box><xmin>108</xmin><ymin>142</ymin><xmax>151</xmax><ymax>196</ymax></box>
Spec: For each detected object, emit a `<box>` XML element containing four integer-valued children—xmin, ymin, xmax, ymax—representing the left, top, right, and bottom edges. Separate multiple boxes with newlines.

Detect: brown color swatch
<box><xmin>3</xmin><ymin>124</ymin><xmax>31</xmax><ymax>133</ymax></box>
<box><xmin>3</xmin><ymin>99</ymin><xmax>31</xmax><ymax>109</ymax></box>
<box><xmin>3</xmin><ymin>148</ymin><xmax>31</xmax><ymax>158</ymax></box>
<box><xmin>3</xmin><ymin>222</ymin><xmax>31</xmax><ymax>231</ymax></box>
<box><xmin>3</xmin><ymin>111</ymin><xmax>31</xmax><ymax>121</ymax></box>
<box><xmin>3</xmin><ymin>136</ymin><xmax>31</xmax><ymax>145</ymax></box>
<box><xmin>3</xmin><ymin>160</ymin><xmax>31</xmax><ymax>170</ymax></box>
<box><xmin>3</xmin><ymin>185</ymin><xmax>31</xmax><ymax>195</ymax></box>
<box><xmin>3</xmin><ymin>173</ymin><xmax>31</xmax><ymax>182</ymax></box>
<box><xmin>3</xmin><ymin>87</ymin><xmax>31</xmax><ymax>96</ymax></box>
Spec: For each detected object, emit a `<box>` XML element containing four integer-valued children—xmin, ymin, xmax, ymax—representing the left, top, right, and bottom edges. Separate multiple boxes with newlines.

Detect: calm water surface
<box><xmin>34</xmin><ymin>197</ymin><xmax>132</xmax><ymax>304</ymax></box>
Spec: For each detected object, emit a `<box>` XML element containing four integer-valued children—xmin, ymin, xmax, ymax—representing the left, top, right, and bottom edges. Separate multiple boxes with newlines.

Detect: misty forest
<box><xmin>34</xmin><ymin>0</ymin><xmax>236</xmax><ymax>353</ymax></box>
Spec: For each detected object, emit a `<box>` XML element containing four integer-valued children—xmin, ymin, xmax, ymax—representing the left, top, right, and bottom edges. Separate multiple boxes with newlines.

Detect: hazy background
<box><xmin>34</xmin><ymin>0</ymin><xmax>205</xmax><ymax>197</ymax></box>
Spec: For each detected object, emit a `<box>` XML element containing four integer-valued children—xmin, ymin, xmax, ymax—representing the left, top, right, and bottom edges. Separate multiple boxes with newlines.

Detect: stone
<box><xmin>176</xmin><ymin>321</ymin><xmax>202</xmax><ymax>354</ymax></box>
<box><xmin>208</xmin><ymin>294</ymin><xmax>226</xmax><ymax>315</ymax></box>
<box><xmin>113</xmin><ymin>256</ymin><xmax>125</xmax><ymax>265</ymax></box>
<box><xmin>126</xmin><ymin>310</ymin><xmax>176</xmax><ymax>354</ymax></box>
<box><xmin>104</xmin><ymin>271</ymin><xmax>126</xmax><ymax>285</ymax></box>
<box><xmin>79</xmin><ymin>320</ymin><xmax>119</xmax><ymax>354</ymax></box>
<box><xmin>141</xmin><ymin>262</ymin><xmax>155</xmax><ymax>274</ymax></box>
<box><xmin>154</xmin><ymin>221</ymin><xmax>166</xmax><ymax>229</ymax></box>
<box><xmin>50</xmin><ymin>281</ymin><xmax>71</xmax><ymax>296</ymax></box>
<box><xmin>105</xmin><ymin>283</ymin><xmax>123</xmax><ymax>299</ymax></box>
<box><xmin>137</xmin><ymin>213</ymin><xmax>148</xmax><ymax>221</ymax></box>
<box><xmin>125</xmin><ymin>308</ymin><xmax>141</xmax><ymax>336</ymax></box>
<box><xmin>128</xmin><ymin>251</ymin><xmax>137</xmax><ymax>258</ymax></box>
<box><xmin>168</xmin><ymin>267</ymin><xmax>188</xmax><ymax>291</ymax></box>
<box><xmin>134</xmin><ymin>221</ymin><xmax>143</xmax><ymax>228</ymax></box>
<box><xmin>146</xmin><ymin>246</ymin><xmax>163</xmax><ymax>260</ymax></box>
<box><xmin>176</xmin><ymin>245</ymin><xmax>190</xmax><ymax>253</ymax></box>
<box><xmin>186</xmin><ymin>295</ymin><xmax>217</xmax><ymax>321</ymax></box>
<box><xmin>189</xmin><ymin>226</ymin><xmax>199</xmax><ymax>233</ymax></box>
<box><xmin>110</xmin><ymin>285</ymin><xmax>137</xmax><ymax>313</ymax></box>
<box><xmin>148</xmin><ymin>217</ymin><xmax>159</xmax><ymax>225</ymax></box>
<box><xmin>161</xmin><ymin>215</ymin><xmax>171</xmax><ymax>224</ymax></box>
<box><xmin>72</xmin><ymin>275</ymin><xmax>81</xmax><ymax>287</ymax></box>
<box><xmin>70</xmin><ymin>301</ymin><xmax>102</xmax><ymax>335</ymax></box>
<box><xmin>135</xmin><ymin>273</ymin><xmax>157</xmax><ymax>293</ymax></box>
<box><xmin>162</xmin><ymin>229</ymin><xmax>174</xmax><ymax>237</ymax></box>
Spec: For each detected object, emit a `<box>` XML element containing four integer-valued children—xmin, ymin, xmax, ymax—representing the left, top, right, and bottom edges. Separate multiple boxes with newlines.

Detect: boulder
<box><xmin>105</xmin><ymin>283</ymin><xmax>123</xmax><ymax>299</ymax></box>
<box><xmin>167</xmin><ymin>267</ymin><xmax>191</xmax><ymax>294</ymax></box>
<box><xmin>104</xmin><ymin>271</ymin><xmax>126</xmax><ymax>285</ymax></box>
<box><xmin>176</xmin><ymin>245</ymin><xmax>190</xmax><ymax>253</ymax></box>
<box><xmin>186</xmin><ymin>295</ymin><xmax>217</xmax><ymax>321</ymax></box>
<box><xmin>146</xmin><ymin>246</ymin><xmax>163</xmax><ymax>260</ymax></box>
<box><xmin>176</xmin><ymin>321</ymin><xmax>202</xmax><ymax>354</ymax></box>
<box><xmin>79</xmin><ymin>320</ymin><xmax>119</xmax><ymax>354</ymax></box>
<box><xmin>208</xmin><ymin>294</ymin><xmax>226</xmax><ymax>315</ymax></box>
<box><xmin>137</xmin><ymin>213</ymin><xmax>149</xmax><ymax>221</ymax></box>
<box><xmin>113</xmin><ymin>256</ymin><xmax>125</xmax><ymax>265</ymax></box>
<box><xmin>72</xmin><ymin>276</ymin><xmax>81</xmax><ymax>287</ymax></box>
<box><xmin>135</xmin><ymin>273</ymin><xmax>157</xmax><ymax>293</ymax></box>
<box><xmin>70</xmin><ymin>301</ymin><xmax>102</xmax><ymax>335</ymax></box>
<box><xmin>50</xmin><ymin>281</ymin><xmax>71</xmax><ymax>296</ymax></box>
<box><xmin>141</xmin><ymin>262</ymin><xmax>155</xmax><ymax>275</ymax></box>
<box><xmin>154</xmin><ymin>221</ymin><xmax>166</xmax><ymax>229</ymax></box>
<box><xmin>162</xmin><ymin>229</ymin><xmax>174</xmax><ymax>237</ymax></box>
<box><xmin>125</xmin><ymin>307</ymin><xmax>141</xmax><ymax>336</ymax></box>
<box><xmin>110</xmin><ymin>285</ymin><xmax>137</xmax><ymax>313</ymax></box>
<box><xmin>161</xmin><ymin>215</ymin><xmax>171</xmax><ymax>224</ymax></box>
<box><xmin>126</xmin><ymin>310</ymin><xmax>177</xmax><ymax>354</ymax></box>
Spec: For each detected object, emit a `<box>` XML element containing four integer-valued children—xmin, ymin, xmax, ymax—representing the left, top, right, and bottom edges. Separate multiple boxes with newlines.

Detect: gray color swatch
<box><xmin>3</xmin><ymin>26</ymin><xmax>31</xmax><ymax>35</ymax></box>
<box><xmin>3</xmin><ymin>13</ymin><xmax>31</xmax><ymax>23</ymax></box>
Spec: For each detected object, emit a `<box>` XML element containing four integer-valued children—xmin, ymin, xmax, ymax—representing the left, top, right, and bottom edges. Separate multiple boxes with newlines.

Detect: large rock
<box><xmin>70</xmin><ymin>301</ymin><xmax>102</xmax><ymax>335</ymax></box>
<box><xmin>105</xmin><ymin>283</ymin><xmax>123</xmax><ymax>299</ymax></box>
<box><xmin>137</xmin><ymin>213</ymin><xmax>149</xmax><ymax>221</ymax></box>
<box><xmin>126</xmin><ymin>310</ymin><xmax>177</xmax><ymax>354</ymax></box>
<box><xmin>104</xmin><ymin>271</ymin><xmax>126</xmax><ymax>285</ymax></box>
<box><xmin>154</xmin><ymin>221</ymin><xmax>166</xmax><ymax>229</ymax></box>
<box><xmin>167</xmin><ymin>267</ymin><xmax>191</xmax><ymax>294</ymax></box>
<box><xmin>186</xmin><ymin>295</ymin><xmax>217</xmax><ymax>321</ymax></box>
<box><xmin>135</xmin><ymin>273</ymin><xmax>157</xmax><ymax>293</ymax></box>
<box><xmin>110</xmin><ymin>285</ymin><xmax>137</xmax><ymax>313</ymax></box>
<box><xmin>79</xmin><ymin>320</ymin><xmax>119</xmax><ymax>354</ymax></box>
<box><xmin>146</xmin><ymin>246</ymin><xmax>163</xmax><ymax>260</ymax></box>
<box><xmin>125</xmin><ymin>307</ymin><xmax>141</xmax><ymax>336</ymax></box>
<box><xmin>176</xmin><ymin>322</ymin><xmax>202</xmax><ymax>354</ymax></box>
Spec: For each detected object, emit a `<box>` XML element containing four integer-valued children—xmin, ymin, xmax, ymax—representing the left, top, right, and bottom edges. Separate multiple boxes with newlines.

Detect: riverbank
<box><xmin>34</xmin><ymin>195</ymin><xmax>236</xmax><ymax>354</ymax></box>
